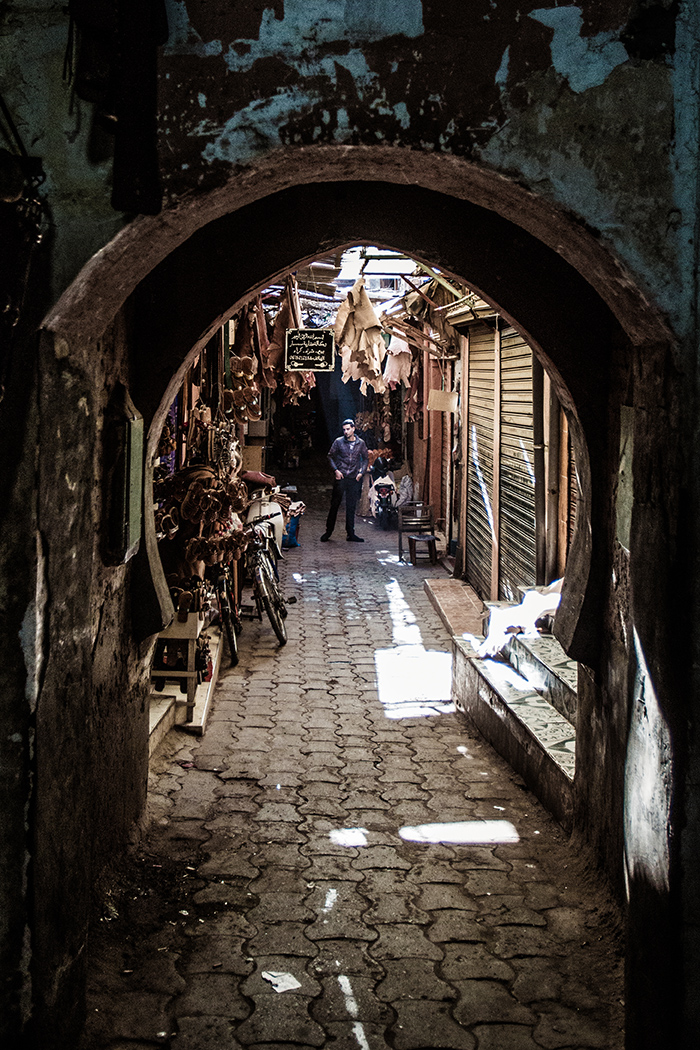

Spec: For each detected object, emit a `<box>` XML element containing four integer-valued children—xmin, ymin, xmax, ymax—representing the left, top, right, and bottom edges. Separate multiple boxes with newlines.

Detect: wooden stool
<box><xmin>408</xmin><ymin>533</ymin><xmax>438</xmax><ymax>565</ymax></box>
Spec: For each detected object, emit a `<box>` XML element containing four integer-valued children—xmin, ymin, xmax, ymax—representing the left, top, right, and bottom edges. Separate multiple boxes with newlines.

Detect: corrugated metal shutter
<box><xmin>466</xmin><ymin>324</ymin><xmax>495</xmax><ymax>598</ymax></box>
<box><xmin>499</xmin><ymin>327</ymin><xmax>536</xmax><ymax>599</ymax></box>
<box><xmin>441</xmin><ymin>408</ymin><xmax>450</xmax><ymax>531</ymax></box>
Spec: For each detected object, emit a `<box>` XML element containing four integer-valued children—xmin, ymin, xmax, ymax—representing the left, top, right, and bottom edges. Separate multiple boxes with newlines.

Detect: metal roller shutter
<box><xmin>499</xmin><ymin>327</ymin><xmax>536</xmax><ymax>599</ymax></box>
<box><xmin>466</xmin><ymin>324</ymin><xmax>495</xmax><ymax>599</ymax></box>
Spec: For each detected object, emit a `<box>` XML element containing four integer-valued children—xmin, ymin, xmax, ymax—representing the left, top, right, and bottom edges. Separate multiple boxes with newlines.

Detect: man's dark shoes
<box><xmin>347</xmin><ymin>534</ymin><xmax>365</xmax><ymax>542</ymax></box>
<box><xmin>320</xmin><ymin>533</ymin><xmax>330</xmax><ymax>542</ymax></box>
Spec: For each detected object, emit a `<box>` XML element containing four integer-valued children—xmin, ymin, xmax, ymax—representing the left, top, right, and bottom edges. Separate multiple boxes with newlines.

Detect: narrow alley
<box><xmin>80</xmin><ymin>476</ymin><xmax>623</xmax><ymax>1050</ymax></box>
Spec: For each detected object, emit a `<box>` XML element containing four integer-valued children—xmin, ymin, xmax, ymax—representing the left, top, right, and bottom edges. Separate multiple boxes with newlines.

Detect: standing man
<box><xmin>320</xmin><ymin>419</ymin><xmax>369</xmax><ymax>542</ymax></box>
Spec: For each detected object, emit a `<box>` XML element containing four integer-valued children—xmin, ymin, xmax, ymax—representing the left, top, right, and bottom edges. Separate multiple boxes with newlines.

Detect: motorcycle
<box><xmin>369</xmin><ymin>455</ymin><xmax>398</xmax><ymax>530</ymax></box>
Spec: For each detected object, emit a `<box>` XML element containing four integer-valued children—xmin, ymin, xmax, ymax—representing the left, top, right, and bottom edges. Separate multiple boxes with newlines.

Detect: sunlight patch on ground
<box><xmin>375</xmin><ymin>552</ymin><xmax>406</xmax><ymax>566</ymax></box>
<box><xmin>385</xmin><ymin>578</ymin><xmax>421</xmax><ymax>644</ymax></box>
<box><xmin>399</xmin><ymin>820</ymin><xmax>520</xmax><ymax>845</ymax></box>
<box><xmin>374</xmin><ymin>645</ymin><xmax>453</xmax><ymax>718</ymax></box>
<box><xmin>329</xmin><ymin>827</ymin><xmax>369</xmax><ymax>847</ymax></box>
<box><xmin>374</xmin><ymin>578</ymin><xmax>453</xmax><ymax>718</ymax></box>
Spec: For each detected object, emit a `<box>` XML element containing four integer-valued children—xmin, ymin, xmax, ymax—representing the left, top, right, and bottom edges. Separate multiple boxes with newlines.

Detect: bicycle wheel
<box><xmin>255</xmin><ymin>560</ymin><xmax>287</xmax><ymax>645</ymax></box>
<box><xmin>222</xmin><ymin>604</ymin><xmax>239</xmax><ymax>666</ymax></box>
<box><xmin>218</xmin><ymin>578</ymin><xmax>239</xmax><ymax>666</ymax></box>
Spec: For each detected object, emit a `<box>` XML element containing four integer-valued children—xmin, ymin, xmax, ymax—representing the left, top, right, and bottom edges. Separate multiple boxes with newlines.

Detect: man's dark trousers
<box><xmin>326</xmin><ymin>476</ymin><xmax>361</xmax><ymax>537</ymax></box>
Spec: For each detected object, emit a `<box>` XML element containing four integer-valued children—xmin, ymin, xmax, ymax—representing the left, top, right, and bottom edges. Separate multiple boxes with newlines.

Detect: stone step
<box><xmin>452</xmin><ymin>636</ymin><xmax>575</xmax><ymax>830</ymax></box>
<box><xmin>504</xmin><ymin>631</ymin><xmax>578</xmax><ymax>725</ymax></box>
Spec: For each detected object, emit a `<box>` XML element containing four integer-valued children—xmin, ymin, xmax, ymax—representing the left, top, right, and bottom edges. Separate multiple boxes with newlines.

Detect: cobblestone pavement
<box><xmin>80</xmin><ymin>470</ymin><xmax>624</xmax><ymax>1050</ymax></box>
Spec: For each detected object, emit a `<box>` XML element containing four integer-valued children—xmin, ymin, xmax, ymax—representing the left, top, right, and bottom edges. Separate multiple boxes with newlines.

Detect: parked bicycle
<box><xmin>210</xmin><ymin>559</ymin><xmax>241</xmax><ymax>666</ymax></box>
<box><xmin>242</xmin><ymin>510</ymin><xmax>293</xmax><ymax>645</ymax></box>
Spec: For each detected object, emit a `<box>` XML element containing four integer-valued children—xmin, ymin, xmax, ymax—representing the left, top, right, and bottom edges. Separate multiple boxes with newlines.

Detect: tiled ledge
<box><xmin>505</xmin><ymin>631</ymin><xmax>578</xmax><ymax>724</ymax></box>
<box><xmin>452</xmin><ymin>636</ymin><xmax>575</xmax><ymax>831</ymax></box>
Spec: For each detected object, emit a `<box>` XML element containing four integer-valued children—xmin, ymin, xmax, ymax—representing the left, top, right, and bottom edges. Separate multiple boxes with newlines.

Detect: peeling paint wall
<box><xmin>153</xmin><ymin>1</ymin><xmax>690</xmax><ymax>342</ymax></box>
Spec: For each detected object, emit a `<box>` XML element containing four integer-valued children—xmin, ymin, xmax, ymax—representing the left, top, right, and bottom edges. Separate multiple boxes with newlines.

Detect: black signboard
<box><xmin>285</xmin><ymin>328</ymin><xmax>335</xmax><ymax>372</ymax></box>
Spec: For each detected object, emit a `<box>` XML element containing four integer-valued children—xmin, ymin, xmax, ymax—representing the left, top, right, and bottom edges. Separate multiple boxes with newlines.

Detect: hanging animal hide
<box><xmin>334</xmin><ymin>276</ymin><xmax>387</xmax><ymax>394</ymax></box>
<box><xmin>383</xmin><ymin>334</ymin><xmax>412</xmax><ymax>388</ymax></box>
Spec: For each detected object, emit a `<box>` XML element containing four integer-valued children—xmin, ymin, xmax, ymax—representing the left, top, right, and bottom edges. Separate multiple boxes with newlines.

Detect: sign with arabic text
<box><xmin>285</xmin><ymin>329</ymin><xmax>335</xmax><ymax>372</ymax></box>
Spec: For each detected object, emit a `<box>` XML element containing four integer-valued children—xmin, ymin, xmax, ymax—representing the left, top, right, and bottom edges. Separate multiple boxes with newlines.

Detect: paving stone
<box><xmin>198</xmin><ymin>852</ymin><xmax>260</xmax><ymax>879</ymax></box>
<box><xmin>542</xmin><ymin>906</ymin><xmax>593</xmax><ymax>940</ymax></box>
<box><xmin>240</xmin><ymin>957</ymin><xmax>322</xmax><ymax>997</ymax></box>
<box><xmin>440</xmin><ymin>943</ymin><xmax>515</xmax><ymax>981</ymax></box>
<box><xmin>307</xmin><ymin>941</ymin><xmax>387</xmax><ymax>984</ymax></box>
<box><xmin>300</xmin><ymin>785</ymin><xmax>348</xmax><ymax>797</ymax></box>
<box><xmin>173</xmin><ymin>974</ymin><xmax>249</xmax><ymax>1018</ymax></box>
<box><xmin>470</xmin><ymin>1024</ymin><xmax>541</xmax><ymax>1050</ymax></box>
<box><xmin>386</xmin><ymin>801</ymin><xmax>437</xmax><ymax>823</ymax></box>
<box><xmin>249</xmin><ymin>823</ymin><xmax>306</xmax><ymax>844</ymax></box>
<box><xmin>369</xmin><ymin>924</ymin><xmax>443</xmax><ymax>961</ymax></box>
<box><xmin>351</xmin><ymin>846</ymin><xmax>412</xmax><ymax>870</ymax></box>
<box><xmin>253</xmin><ymin>803</ymin><xmax>300</xmax><ymax>823</ymax></box>
<box><xmin>532</xmin><ymin>1003</ymin><xmax>611</xmax><ymax>1048</ymax></box>
<box><xmin>522</xmin><ymin>883</ymin><xmax>561</xmax><ymax>909</ymax></box>
<box><xmin>376</xmin><ymin>958</ymin><xmax>457</xmax><ymax>1002</ymax></box>
<box><xmin>304</xmin><ymin>883</ymin><xmax>377</xmax><ymax>941</ymax></box>
<box><xmin>301</xmin><ymin>768</ymin><xmax>343</xmax><ymax>784</ymax></box>
<box><xmin>234</xmin><ymin>994</ymin><xmax>325</xmax><ymax>1046</ymax></box>
<box><xmin>451</xmin><ymin>979</ymin><xmax>536</xmax><ymax>1025</ymax></box>
<box><xmin>247</xmin><ymin>842</ymin><xmax>309</xmax><ymax>869</ymax></box>
<box><xmin>298</xmin><ymin>797</ymin><xmax>348</xmax><ymax>818</ymax></box>
<box><xmin>246</xmin><ymin>893</ymin><xmax>315</xmax><ymax>923</ymax></box>
<box><xmin>247</xmin><ymin>869</ymin><xmax>311</xmax><ymax>894</ymax></box>
<box><xmin>390</xmin><ymin>1000</ymin><xmax>475</xmax><ymax>1049</ymax></box>
<box><xmin>254</xmin><ymin>783</ymin><xmax>303</xmax><ymax>801</ymax></box>
<box><xmin>451</xmin><ymin>846</ymin><xmax>511</xmax><ymax>871</ymax></box>
<box><xmin>491</xmin><ymin>926</ymin><xmax>569</xmax><ymax>959</ymax></box>
<box><xmin>427</xmin><ymin>910</ymin><xmax>488</xmax><ymax>944</ymax></box>
<box><xmin>311</xmin><ymin>974</ymin><xmax>393</xmax><ymax>1024</ymax></box>
<box><xmin>363</xmin><ymin>892</ymin><xmax>425</xmax><ymax>924</ymax></box>
<box><xmin>301</xmin><ymin>853</ymin><xmax>365</xmax><ymax>882</ymax></box>
<box><xmin>85</xmin><ymin>991</ymin><xmax>174</xmax><ymax>1041</ymax></box>
<box><xmin>377</xmin><ymin>766</ymin><xmax>423</xmax><ymax>783</ymax></box>
<box><xmin>182</xmin><ymin>935</ymin><xmax>253</xmax><ymax>975</ymax></box>
<box><xmin>171</xmin><ymin>1016</ymin><xmax>244</xmax><ymax>1049</ymax></box>
<box><xmin>407</xmin><ymin>861</ymin><xmax>465</xmax><ymax>884</ymax></box>
<box><xmin>476</xmin><ymin>895</ymin><xmax>547</xmax><ymax>927</ymax></box>
<box><xmin>462</xmin><ymin>870</ymin><xmax>522</xmax><ymax>896</ymax></box>
<box><xmin>213</xmin><ymin>781</ymin><xmax>261</xmax><ymax>798</ymax></box>
<box><xmin>510</xmin><ymin>956</ymin><xmax>564</xmax><ymax>1001</ymax></box>
<box><xmin>322</xmin><ymin>1021</ymin><xmax>391</xmax><ymax>1049</ymax></box>
<box><xmin>379</xmin><ymin>782</ymin><xmax>430</xmax><ymax>801</ymax></box>
<box><xmin>204</xmin><ymin>812</ymin><xmax>257</xmax><ymax>832</ymax></box>
<box><xmin>246</xmin><ymin>922</ymin><xmax>318</xmax><ymax>957</ymax></box>
<box><xmin>415</xmin><ymin>883</ymin><xmax>478</xmax><ymax>912</ymax></box>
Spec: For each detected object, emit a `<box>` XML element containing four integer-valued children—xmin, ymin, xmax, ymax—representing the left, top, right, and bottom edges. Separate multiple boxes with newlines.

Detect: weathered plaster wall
<box><xmin>0</xmin><ymin>2</ymin><xmax>124</xmax><ymax>300</ymax></box>
<box><xmin>156</xmin><ymin>0</ymin><xmax>688</xmax><ymax>339</ymax></box>
<box><xmin>29</xmin><ymin>312</ymin><xmax>152</xmax><ymax>1048</ymax></box>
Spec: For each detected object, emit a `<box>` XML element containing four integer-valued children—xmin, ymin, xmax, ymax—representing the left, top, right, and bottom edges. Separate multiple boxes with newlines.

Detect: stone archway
<box><xmin>43</xmin><ymin>148</ymin><xmax>673</xmax><ymax>670</ymax></box>
<box><xmin>38</xmin><ymin>149</ymin><xmax>681</xmax><ymax>1048</ymax></box>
